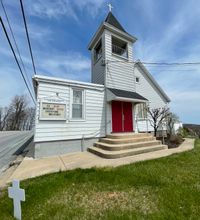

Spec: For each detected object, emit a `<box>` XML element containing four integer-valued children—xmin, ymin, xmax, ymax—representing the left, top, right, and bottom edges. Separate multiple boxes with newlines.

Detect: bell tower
<box><xmin>88</xmin><ymin>10</ymin><xmax>137</xmax><ymax>92</ymax></box>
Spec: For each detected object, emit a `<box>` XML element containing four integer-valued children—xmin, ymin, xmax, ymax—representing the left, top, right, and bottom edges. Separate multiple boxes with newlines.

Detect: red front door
<box><xmin>112</xmin><ymin>101</ymin><xmax>123</xmax><ymax>132</ymax></box>
<box><xmin>112</xmin><ymin>101</ymin><xmax>133</xmax><ymax>132</ymax></box>
<box><xmin>123</xmin><ymin>102</ymin><xmax>133</xmax><ymax>132</ymax></box>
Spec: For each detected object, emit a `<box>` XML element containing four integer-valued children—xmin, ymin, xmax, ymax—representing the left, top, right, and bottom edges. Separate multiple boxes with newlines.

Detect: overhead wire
<box><xmin>19</xmin><ymin>0</ymin><xmax>37</xmax><ymax>76</ymax></box>
<box><xmin>107</xmin><ymin>59</ymin><xmax>200</xmax><ymax>66</ymax></box>
<box><xmin>0</xmin><ymin>0</ymin><xmax>33</xmax><ymax>92</ymax></box>
<box><xmin>0</xmin><ymin>16</ymin><xmax>36</xmax><ymax>105</ymax></box>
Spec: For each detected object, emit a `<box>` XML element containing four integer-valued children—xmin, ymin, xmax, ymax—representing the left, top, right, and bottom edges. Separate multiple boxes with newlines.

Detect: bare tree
<box><xmin>167</xmin><ymin>113</ymin><xmax>180</xmax><ymax>138</ymax></box>
<box><xmin>0</xmin><ymin>107</ymin><xmax>11</xmax><ymax>131</ymax></box>
<box><xmin>22</xmin><ymin>107</ymin><xmax>35</xmax><ymax>130</ymax></box>
<box><xmin>6</xmin><ymin>95</ymin><xmax>28</xmax><ymax>130</ymax></box>
<box><xmin>0</xmin><ymin>95</ymin><xmax>35</xmax><ymax>131</ymax></box>
<box><xmin>146</xmin><ymin>107</ymin><xmax>170</xmax><ymax>137</ymax></box>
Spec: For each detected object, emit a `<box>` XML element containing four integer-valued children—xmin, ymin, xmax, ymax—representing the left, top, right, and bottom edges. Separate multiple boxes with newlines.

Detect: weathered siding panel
<box><xmin>91</xmin><ymin>54</ymin><xmax>105</xmax><ymax>84</ymax></box>
<box><xmin>34</xmin><ymin>81</ymin><xmax>105</xmax><ymax>142</ymax></box>
<box><xmin>91</xmin><ymin>34</ymin><xmax>105</xmax><ymax>85</ymax></box>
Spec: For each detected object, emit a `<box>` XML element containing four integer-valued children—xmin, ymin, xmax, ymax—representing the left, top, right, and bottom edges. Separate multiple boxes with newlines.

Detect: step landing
<box><xmin>88</xmin><ymin>133</ymin><xmax>168</xmax><ymax>159</ymax></box>
<box><xmin>88</xmin><ymin>145</ymin><xmax>168</xmax><ymax>159</ymax></box>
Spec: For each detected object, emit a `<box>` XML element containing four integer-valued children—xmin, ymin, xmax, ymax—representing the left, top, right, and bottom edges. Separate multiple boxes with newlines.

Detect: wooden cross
<box><xmin>8</xmin><ymin>180</ymin><xmax>25</xmax><ymax>220</ymax></box>
<box><xmin>108</xmin><ymin>3</ymin><xmax>113</xmax><ymax>12</ymax></box>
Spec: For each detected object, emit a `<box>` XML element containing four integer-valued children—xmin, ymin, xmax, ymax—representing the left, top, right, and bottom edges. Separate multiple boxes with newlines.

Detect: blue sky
<box><xmin>0</xmin><ymin>0</ymin><xmax>200</xmax><ymax>124</ymax></box>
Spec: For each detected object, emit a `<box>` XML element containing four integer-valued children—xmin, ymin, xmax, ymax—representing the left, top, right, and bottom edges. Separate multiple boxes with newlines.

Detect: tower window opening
<box><xmin>112</xmin><ymin>36</ymin><xmax>128</xmax><ymax>58</ymax></box>
<box><xmin>94</xmin><ymin>39</ymin><xmax>102</xmax><ymax>62</ymax></box>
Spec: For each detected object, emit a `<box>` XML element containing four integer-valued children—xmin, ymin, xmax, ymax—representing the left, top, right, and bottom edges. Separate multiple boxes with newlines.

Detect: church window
<box><xmin>112</xmin><ymin>36</ymin><xmax>128</xmax><ymax>58</ymax></box>
<box><xmin>137</xmin><ymin>103</ymin><xmax>147</xmax><ymax>119</ymax></box>
<box><xmin>94</xmin><ymin>39</ymin><xmax>102</xmax><ymax>62</ymax></box>
<box><xmin>72</xmin><ymin>89</ymin><xmax>84</xmax><ymax>119</ymax></box>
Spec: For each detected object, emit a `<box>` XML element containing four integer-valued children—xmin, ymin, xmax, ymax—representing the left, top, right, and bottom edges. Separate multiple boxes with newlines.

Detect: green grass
<box><xmin>0</xmin><ymin>139</ymin><xmax>199</xmax><ymax>220</ymax></box>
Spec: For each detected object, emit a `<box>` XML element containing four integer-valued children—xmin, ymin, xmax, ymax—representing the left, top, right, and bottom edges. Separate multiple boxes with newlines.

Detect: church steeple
<box><xmin>88</xmin><ymin>11</ymin><xmax>136</xmax><ymax>51</ymax></box>
<box><xmin>104</xmin><ymin>12</ymin><xmax>126</xmax><ymax>33</ymax></box>
<box><xmin>88</xmin><ymin>10</ymin><xmax>137</xmax><ymax>90</ymax></box>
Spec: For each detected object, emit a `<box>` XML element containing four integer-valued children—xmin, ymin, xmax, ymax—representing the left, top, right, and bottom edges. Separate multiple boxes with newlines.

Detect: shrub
<box><xmin>177</xmin><ymin>127</ymin><xmax>189</xmax><ymax>138</ymax></box>
<box><xmin>170</xmin><ymin>135</ymin><xmax>184</xmax><ymax>145</ymax></box>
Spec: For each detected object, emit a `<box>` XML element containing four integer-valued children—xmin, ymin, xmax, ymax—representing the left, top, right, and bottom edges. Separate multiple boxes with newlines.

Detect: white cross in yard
<box><xmin>107</xmin><ymin>3</ymin><xmax>113</xmax><ymax>12</ymax></box>
<box><xmin>8</xmin><ymin>180</ymin><xmax>25</xmax><ymax>220</ymax></box>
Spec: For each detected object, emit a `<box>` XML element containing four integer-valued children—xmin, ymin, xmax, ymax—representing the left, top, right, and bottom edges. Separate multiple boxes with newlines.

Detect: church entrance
<box><xmin>111</xmin><ymin>101</ymin><xmax>133</xmax><ymax>133</ymax></box>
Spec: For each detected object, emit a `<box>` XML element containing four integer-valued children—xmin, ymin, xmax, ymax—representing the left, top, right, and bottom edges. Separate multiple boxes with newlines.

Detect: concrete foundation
<box><xmin>34</xmin><ymin>138</ymin><xmax>99</xmax><ymax>158</ymax></box>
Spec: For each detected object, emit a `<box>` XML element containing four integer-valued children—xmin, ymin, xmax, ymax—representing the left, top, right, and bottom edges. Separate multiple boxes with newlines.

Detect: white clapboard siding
<box><xmin>134</xmin><ymin>65</ymin><xmax>168</xmax><ymax>108</ymax></box>
<box><xmin>136</xmin><ymin>120</ymin><xmax>167</xmax><ymax>132</ymax></box>
<box><xmin>34</xmin><ymin>80</ymin><xmax>105</xmax><ymax>142</ymax></box>
<box><xmin>104</xmin><ymin>30</ymin><xmax>136</xmax><ymax>92</ymax></box>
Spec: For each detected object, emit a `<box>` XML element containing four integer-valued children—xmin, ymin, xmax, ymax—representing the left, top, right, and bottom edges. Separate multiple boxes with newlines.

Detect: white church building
<box><xmin>33</xmin><ymin>12</ymin><xmax>170</xmax><ymax>158</ymax></box>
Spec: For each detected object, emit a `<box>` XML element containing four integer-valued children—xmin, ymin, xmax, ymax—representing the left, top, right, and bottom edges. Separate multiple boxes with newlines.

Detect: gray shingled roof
<box><xmin>105</xmin><ymin>12</ymin><xmax>126</xmax><ymax>33</ymax></box>
<box><xmin>108</xmin><ymin>88</ymin><xmax>148</xmax><ymax>101</ymax></box>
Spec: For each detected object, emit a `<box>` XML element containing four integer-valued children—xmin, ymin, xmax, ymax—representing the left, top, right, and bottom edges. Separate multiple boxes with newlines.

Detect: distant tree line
<box><xmin>0</xmin><ymin>95</ymin><xmax>35</xmax><ymax>131</ymax></box>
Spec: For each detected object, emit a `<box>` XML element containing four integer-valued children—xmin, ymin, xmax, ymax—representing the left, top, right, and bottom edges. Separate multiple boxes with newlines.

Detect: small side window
<box><xmin>135</xmin><ymin>77</ymin><xmax>140</xmax><ymax>83</ymax></box>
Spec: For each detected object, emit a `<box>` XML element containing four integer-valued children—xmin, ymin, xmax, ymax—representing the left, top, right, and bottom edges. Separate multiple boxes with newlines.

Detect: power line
<box><xmin>143</xmin><ymin>62</ymin><xmax>200</xmax><ymax>66</ymax></box>
<box><xmin>19</xmin><ymin>0</ymin><xmax>37</xmax><ymax>75</ymax></box>
<box><xmin>0</xmin><ymin>16</ymin><xmax>36</xmax><ymax>105</ymax></box>
<box><xmin>107</xmin><ymin>60</ymin><xmax>200</xmax><ymax>66</ymax></box>
<box><xmin>0</xmin><ymin>0</ymin><xmax>33</xmax><ymax>91</ymax></box>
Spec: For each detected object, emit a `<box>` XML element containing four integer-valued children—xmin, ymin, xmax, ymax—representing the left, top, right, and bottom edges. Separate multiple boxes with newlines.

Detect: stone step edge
<box><xmin>88</xmin><ymin>145</ymin><xmax>168</xmax><ymax>159</ymax></box>
<box><xmin>100</xmin><ymin>137</ymin><xmax>156</xmax><ymax>144</ymax></box>
<box><xmin>107</xmin><ymin>133</ymin><xmax>153</xmax><ymax>139</ymax></box>
<box><xmin>94</xmin><ymin>140</ymin><xmax>162</xmax><ymax>151</ymax></box>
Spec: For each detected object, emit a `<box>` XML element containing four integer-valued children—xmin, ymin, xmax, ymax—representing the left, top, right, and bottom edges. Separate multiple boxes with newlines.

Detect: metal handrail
<box><xmin>80</xmin><ymin>120</ymin><xmax>111</xmax><ymax>151</ymax></box>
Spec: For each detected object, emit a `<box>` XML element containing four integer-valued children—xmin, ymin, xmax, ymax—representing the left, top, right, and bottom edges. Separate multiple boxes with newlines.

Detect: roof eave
<box><xmin>107</xmin><ymin>88</ymin><xmax>148</xmax><ymax>103</ymax></box>
<box><xmin>104</xmin><ymin>23</ymin><xmax>137</xmax><ymax>42</ymax></box>
<box><xmin>88</xmin><ymin>23</ymin><xmax>104</xmax><ymax>50</ymax></box>
<box><xmin>88</xmin><ymin>22</ymin><xmax>137</xmax><ymax>50</ymax></box>
<box><xmin>32</xmin><ymin>75</ymin><xmax>105</xmax><ymax>91</ymax></box>
<box><xmin>115</xmin><ymin>96</ymin><xmax>148</xmax><ymax>103</ymax></box>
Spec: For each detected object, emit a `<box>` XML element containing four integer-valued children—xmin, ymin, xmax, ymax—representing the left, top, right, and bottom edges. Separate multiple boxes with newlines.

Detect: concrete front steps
<box><xmin>88</xmin><ymin>133</ymin><xmax>168</xmax><ymax>159</ymax></box>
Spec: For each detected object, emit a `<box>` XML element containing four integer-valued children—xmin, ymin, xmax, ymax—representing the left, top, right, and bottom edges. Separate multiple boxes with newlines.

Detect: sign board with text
<box><xmin>40</xmin><ymin>102</ymin><xmax>66</xmax><ymax>120</ymax></box>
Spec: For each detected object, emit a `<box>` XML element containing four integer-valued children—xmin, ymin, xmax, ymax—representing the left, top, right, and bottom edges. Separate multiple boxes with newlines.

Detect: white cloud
<box><xmin>37</xmin><ymin>52</ymin><xmax>91</xmax><ymax>81</ymax></box>
<box><xmin>26</xmin><ymin>0</ymin><xmax>106</xmax><ymax>20</ymax></box>
<box><xmin>134</xmin><ymin>0</ymin><xmax>200</xmax><ymax>62</ymax></box>
<box><xmin>27</xmin><ymin>0</ymin><xmax>78</xmax><ymax>20</ymax></box>
<box><xmin>73</xmin><ymin>0</ymin><xmax>106</xmax><ymax>17</ymax></box>
<box><xmin>132</xmin><ymin>0</ymin><xmax>200</xmax><ymax>123</ymax></box>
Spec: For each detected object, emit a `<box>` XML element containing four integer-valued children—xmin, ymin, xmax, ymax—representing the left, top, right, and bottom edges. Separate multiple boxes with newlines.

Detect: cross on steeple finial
<box><xmin>107</xmin><ymin>3</ymin><xmax>113</xmax><ymax>12</ymax></box>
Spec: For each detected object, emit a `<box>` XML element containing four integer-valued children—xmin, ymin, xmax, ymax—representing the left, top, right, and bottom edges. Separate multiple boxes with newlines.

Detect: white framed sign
<box><xmin>40</xmin><ymin>101</ymin><xmax>66</xmax><ymax>120</ymax></box>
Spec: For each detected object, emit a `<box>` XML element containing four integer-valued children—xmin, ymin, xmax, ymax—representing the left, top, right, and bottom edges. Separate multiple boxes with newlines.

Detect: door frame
<box><xmin>111</xmin><ymin>101</ymin><xmax>134</xmax><ymax>133</ymax></box>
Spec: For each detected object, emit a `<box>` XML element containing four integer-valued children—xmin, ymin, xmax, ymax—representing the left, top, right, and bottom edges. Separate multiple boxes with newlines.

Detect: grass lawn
<box><xmin>0</xmin><ymin>139</ymin><xmax>199</xmax><ymax>220</ymax></box>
